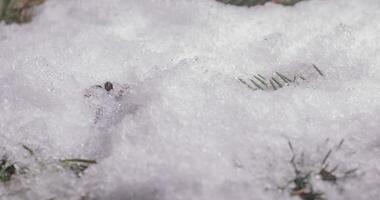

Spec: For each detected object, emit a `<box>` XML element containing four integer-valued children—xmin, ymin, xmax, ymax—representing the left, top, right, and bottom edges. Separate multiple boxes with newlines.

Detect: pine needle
<box><xmin>321</xmin><ymin>150</ymin><xmax>332</xmax><ymax>166</ymax></box>
<box><xmin>336</xmin><ymin>139</ymin><xmax>345</xmax><ymax>151</ymax></box>
<box><xmin>270</xmin><ymin>79</ymin><xmax>277</xmax><ymax>90</ymax></box>
<box><xmin>271</xmin><ymin>77</ymin><xmax>283</xmax><ymax>88</ymax></box>
<box><xmin>250</xmin><ymin>79</ymin><xmax>265</xmax><ymax>90</ymax></box>
<box><xmin>258</xmin><ymin>74</ymin><xmax>266</xmax><ymax>80</ymax></box>
<box><xmin>312</xmin><ymin>64</ymin><xmax>324</xmax><ymax>76</ymax></box>
<box><xmin>299</xmin><ymin>76</ymin><xmax>307</xmax><ymax>81</ymax></box>
<box><xmin>253</xmin><ymin>75</ymin><xmax>268</xmax><ymax>87</ymax></box>
<box><xmin>276</xmin><ymin>72</ymin><xmax>292</xmax><ymax>83</ymax></box>
<box><xmin>22</xmin><ymin>144</ymin><xmax>34</xmax><ymax>156</ymax></box>
<box><xmin>60</xmin><ymin>159</ymin><xmax>97</xmax><ymax>164</ymax></box>
<box><xmin>238</xmin><ymin>78</ymin><xmax>256</xmax><ymax>91</ymax></box>
<box><xmin>344</xmin><ymin>168</ymin><xmax>358</xmax><ymax>176</ymax></box>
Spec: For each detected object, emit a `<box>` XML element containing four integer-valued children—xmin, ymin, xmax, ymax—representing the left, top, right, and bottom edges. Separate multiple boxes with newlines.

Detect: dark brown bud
<box><xmin>104</xmin><ymin>81</ymin><xmax>113</xmax><ymax>92</ymax></box>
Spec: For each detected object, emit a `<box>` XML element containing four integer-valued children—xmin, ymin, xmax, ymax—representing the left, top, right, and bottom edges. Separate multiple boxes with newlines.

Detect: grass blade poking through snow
<box><xmin>60</xmin><ymin>159</ymin><xmax>97</xmax><ymax>177</ymax></box>
<box><xmin>280</xmin><ymin>139</ymin><xmax>360</xmax><ymax>200</ymax></box>
<box><xmin>0</xmin><ymin>157</ymin><xmax>16</xmax><ymax>182</ymax></box>
<box><xmin>0</xmin><ymin>0</ymin><xmax>45</xmax><ymax>24</ymax></box>
<box><xmin>285</xmin><ymin>140</ymin><xmax>325</xmax><ymax>200</ymax></box>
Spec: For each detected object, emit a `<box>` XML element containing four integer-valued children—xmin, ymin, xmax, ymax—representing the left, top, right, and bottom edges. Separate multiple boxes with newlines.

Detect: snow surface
<box><xmin>1</xmin><ymin>0</ymin><xmax>380</xmax><ymax>199</ymax></box>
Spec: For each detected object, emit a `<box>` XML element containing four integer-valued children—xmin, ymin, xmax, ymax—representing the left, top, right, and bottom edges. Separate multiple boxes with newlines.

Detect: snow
<box><xmin>1</xmin><ymin>0</ymin><xmax>380</xmax><ymax>199</ymax></box>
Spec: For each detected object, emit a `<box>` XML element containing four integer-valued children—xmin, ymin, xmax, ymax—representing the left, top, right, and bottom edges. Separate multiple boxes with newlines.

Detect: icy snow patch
<box><xmin>1</xmin><ymin>0</ymin><xmax>380</xmax><ymax>199</ymax></box>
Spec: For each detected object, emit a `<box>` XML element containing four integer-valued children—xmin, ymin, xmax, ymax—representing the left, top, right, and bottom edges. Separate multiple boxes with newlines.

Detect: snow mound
<box><xmin>1</xmin><ymin>0</ymin><xmax>380</xmax><ymax>199</ymax></box>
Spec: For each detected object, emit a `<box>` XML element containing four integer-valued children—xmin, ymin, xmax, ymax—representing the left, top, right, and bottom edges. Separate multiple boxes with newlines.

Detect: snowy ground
<box><xmin>1</xmin><ymin>0</ymin><xmax>380</xmax><ymax>199</ymax></box>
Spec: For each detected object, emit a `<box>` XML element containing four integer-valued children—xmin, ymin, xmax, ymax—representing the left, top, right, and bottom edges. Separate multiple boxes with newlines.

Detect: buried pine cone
<box><xmin>0</xmin><ymin>0</ymin><xmax>45</xmax><ymax>24</ymax></box>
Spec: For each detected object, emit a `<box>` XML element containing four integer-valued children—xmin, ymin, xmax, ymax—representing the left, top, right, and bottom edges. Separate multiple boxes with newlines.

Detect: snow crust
<box><xmin>1</xmin><ymin>0</ymin><xmax>380</xmax><ymax>199</ymax></box>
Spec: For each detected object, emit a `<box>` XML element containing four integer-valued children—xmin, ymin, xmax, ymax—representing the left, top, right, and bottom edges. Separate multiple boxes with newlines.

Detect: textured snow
<box><xmin>1</xmin><ymin>0</ymin><xmax>380</xmax><ymax>199</ymax></box>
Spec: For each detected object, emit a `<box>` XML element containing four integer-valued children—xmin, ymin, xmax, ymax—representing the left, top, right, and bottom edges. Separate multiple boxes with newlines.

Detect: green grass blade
<box><xmin>60</xmin><ymin>159</ymin><xmax>97</xmax><ymax>164</ymax></box>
